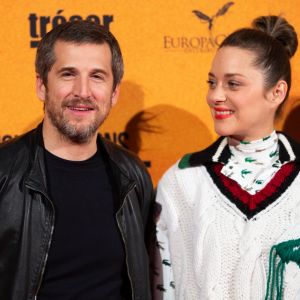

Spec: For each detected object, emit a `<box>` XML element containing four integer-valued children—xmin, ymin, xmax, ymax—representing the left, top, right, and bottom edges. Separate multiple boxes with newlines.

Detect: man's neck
<box><xmin>42</xmin><ymin>123</ymin><xmax>98</xmax><ymax>161</ymax></box>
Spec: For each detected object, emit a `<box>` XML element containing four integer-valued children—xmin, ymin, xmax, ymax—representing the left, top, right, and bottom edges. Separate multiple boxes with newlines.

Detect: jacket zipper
<box><xmin>26</xmin><ymin>188</ymin><xmax>55</xmax><ymax>300</ymax></box>
<box><xmin>116</xmin><ymin>183</ymin><xmax>136</xmax><ymax>300</ymax></box>
<box><xmin>34</xmin><ymin>220</ymin><xmax>54</xmax><ymax>300</ymax></box>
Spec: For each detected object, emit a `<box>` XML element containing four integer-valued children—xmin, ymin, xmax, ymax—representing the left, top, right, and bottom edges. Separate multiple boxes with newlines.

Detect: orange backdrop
<box><xmin>1</xmin><ymin>0</ymin><xmax>300</xmax><ymax>184</ymax></box>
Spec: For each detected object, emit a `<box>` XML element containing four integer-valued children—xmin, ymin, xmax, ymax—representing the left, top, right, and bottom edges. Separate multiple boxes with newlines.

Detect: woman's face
<box><xmin>206</xmin><ymin>46</ymin><xmax>276</xmax><ymax>141</ymax></box>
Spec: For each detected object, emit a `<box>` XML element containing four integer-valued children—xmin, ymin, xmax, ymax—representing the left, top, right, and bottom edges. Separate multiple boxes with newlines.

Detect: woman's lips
<box><xmin>214</xmin><ymin>107</ymin><xmax>234</xmax><ymax>119</ymax></box>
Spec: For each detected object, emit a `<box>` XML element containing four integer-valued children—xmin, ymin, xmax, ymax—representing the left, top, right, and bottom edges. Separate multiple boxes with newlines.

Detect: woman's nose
<box><xmin>208</xmin><ymin>86</ymin><xmax>227</xmax><ymax>105</ymax></box>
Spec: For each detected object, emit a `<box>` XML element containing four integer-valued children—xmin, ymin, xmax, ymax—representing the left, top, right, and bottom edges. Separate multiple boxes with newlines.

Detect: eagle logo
<box><xmin>192</xmin><ymin>2</ymin><xmax>234</xmax><ymax>30</ymax></box>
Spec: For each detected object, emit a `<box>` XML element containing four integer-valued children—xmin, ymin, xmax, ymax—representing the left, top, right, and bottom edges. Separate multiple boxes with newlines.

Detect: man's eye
<box><xmin>92</xmin><ymin>74</ymin><xmax>104</xmax><ymax>80</ymax></box>
<box><xmin>62</xmin><ymin>72</ymin><xmax>73</xmax><ymax>77</ymax></box>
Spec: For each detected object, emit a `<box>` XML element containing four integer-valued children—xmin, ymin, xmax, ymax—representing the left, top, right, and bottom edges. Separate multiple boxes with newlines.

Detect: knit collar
<box><xmin>222</xmin><ymin>131</ymin><xmax>280</xmax><ymax>195</ymax></box>
<box><xmin>178</xmin><ymin>132</ymin><xmax>300</xmax><ymax>169</ymax></box>
<box><xmin>227</xmin><ymin>131</ymin><xmax>277</xmax><ymax>154</ymax></box>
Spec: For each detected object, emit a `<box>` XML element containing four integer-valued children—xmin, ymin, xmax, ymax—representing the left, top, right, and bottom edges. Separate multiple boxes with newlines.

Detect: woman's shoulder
<box><xmin>159</xmin><ymin>156</ymin><xmax>201</xmax><ymax>184</ymax></box>
<box><xmin>178</xmin><ymin>136</ymin><xmax>229</xmax><ymax>169</ymax></box>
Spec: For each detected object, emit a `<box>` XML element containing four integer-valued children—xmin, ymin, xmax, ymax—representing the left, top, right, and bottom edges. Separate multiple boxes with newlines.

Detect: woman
<box><xmin>155</xmin><ymin>15</ymin><xmax>300</xmax><ymax>299</ymax></box>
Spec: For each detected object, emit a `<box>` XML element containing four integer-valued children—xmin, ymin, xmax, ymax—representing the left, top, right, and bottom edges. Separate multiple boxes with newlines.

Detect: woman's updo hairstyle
<box><xmin>220</xmin><ymin>15</ymin><xmax>298</xmax><ymax>116</ymax></box>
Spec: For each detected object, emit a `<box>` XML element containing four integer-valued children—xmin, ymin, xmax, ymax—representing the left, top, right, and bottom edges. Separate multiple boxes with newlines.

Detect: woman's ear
<box><xmin>270</xmin><ymin>80</ymin><xmax>288</xmax><ymax>107</ymax></box>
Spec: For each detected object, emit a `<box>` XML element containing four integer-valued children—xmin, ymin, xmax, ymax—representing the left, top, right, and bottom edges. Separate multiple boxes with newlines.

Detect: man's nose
<box><xmin>73</xmin><ymin>77</ymin><xmax>92</xmax><ymax>99</ymax></box>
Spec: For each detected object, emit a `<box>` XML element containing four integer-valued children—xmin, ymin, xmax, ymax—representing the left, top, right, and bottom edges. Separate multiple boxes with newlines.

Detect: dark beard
<box><xmin>46</xmin><ymin>97</ymin><xmax>102</xmax><ymax>144</ymax></box>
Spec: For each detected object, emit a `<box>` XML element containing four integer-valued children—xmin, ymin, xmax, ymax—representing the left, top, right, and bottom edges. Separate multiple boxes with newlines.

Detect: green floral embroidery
<box><xmin>156</xmin><ymin>241</ymin><xmax>165</xmax><ymax>250</ymax></box>
<box><xmin>245</xmin><ymin>157</ymin><xmax>256</xmax><ymax>163</ymax></box>
<box><xmin>241</xmin><ymin>169</ymin><xmax>252</xmax><ymax>178</ymax></box>
<box><xmin>263</xmin><ymin>136</ymin><xmax>271</xmax><ymax>141</ymax></box>
<box><xmin>227</xmin><ymin>172</ymin><xmax>234</xmax><ymax>178</ymax></box>
<box><xmin>269</xmin><ymin>150</ymin><xmax>279</xmax><ymax>158</ymax></box>
<box><xmin>255</xmin><ymin>180</ymin><xmax>264</xmax><ymax>184</ymax></box>
<box><xmin>156</xmin><ymin>284</ymin><xmax>166</xmax><ymax>292</ymax></box>
<box><xmin>240</xmin><ymin>140</ymin><xmax>250</xmax><ymax>145</ymax></box>
<box><xmin>272</xmin><ymin>163</ymin><xmax>280</xmax><ymax>168</ymax></box>
<box><xmin>162</xmin><ymin>259</ymin><xmax>171</xmax><ymax>267</ymax></box>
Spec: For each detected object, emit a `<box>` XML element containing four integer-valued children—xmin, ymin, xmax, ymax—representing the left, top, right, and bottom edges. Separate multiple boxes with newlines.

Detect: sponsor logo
<box><xmin>29</xmin><ymin>10</ymin><xmax>114</xmax><ymax>48</ymax></box>
<box><xmin>192</xmin><ymin>2</ymin><xmax>234</xmax><ymax>30</ymax></box>
<box><xmin>163</xmin><ymin>2</ymin><xmax>234</xmax><ymax>53</ymax></box>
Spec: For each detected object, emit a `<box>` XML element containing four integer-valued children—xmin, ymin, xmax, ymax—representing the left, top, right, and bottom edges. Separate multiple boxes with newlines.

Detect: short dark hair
<box><xmin>35</xmin><ymin>20</ymin><xmax>124</xmax><ymax>89</ymax></box>
<box><xmin>220</xmin><ymin>16</ymin><xmax>298</xmax><ymax>116</ymax></box>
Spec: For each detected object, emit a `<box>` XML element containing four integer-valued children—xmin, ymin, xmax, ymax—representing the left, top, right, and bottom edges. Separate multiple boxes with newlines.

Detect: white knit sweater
<box><xmin>155</xmin><ymin>134</ymin><xmax>300</xmax><ymax>300</ymax></box>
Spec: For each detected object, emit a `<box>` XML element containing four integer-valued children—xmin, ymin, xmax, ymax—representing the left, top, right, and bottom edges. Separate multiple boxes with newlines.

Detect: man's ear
<box><xmin>36</xmin><ymin>74</ymin><xmax>46</xmax><ymax>101</ymax></box>
<box><xmin>111</xmin><ymin>84</ymin><xmax>120</xmax><ymax>106</ymax></box>
<box><xmin>268</xmin><ymin>80</ymin><xmax>288</xmax><ymax>108</ymax></box>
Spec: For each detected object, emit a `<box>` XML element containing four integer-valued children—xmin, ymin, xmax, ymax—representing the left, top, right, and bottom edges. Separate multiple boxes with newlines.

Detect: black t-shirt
<box><xmin>38</xmin><ymin>149</ymin><xmax>127</xmax><ymax>300</ymax></box>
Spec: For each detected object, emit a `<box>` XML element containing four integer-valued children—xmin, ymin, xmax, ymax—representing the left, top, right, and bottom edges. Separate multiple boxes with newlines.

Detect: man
<box><xmin>0</xmin><ymin>21</ymin><xmax>153</xmax><ymax>300</ymax></box>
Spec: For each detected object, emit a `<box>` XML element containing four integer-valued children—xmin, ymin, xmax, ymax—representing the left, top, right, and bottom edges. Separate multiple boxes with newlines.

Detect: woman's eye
<box><xmin>207</xmin><ymin>79</ymin><xmax>216</xmax><ymax>88</ymax></box>
<box><xmin>228</xmin><ymin>81</ymin><xmax>240</xmax><ymax>89</ymax></box>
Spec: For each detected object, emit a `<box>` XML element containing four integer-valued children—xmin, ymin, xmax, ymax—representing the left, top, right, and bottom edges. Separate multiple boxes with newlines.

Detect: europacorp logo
<box><xmin>29</xmin><ymin>10</ymin><xmax>114</xmax><ymax>48</ymax></box>
<box><xmin>163</xmin><ymin>2</ymin><xmax>234</xmax><ymax>53</ymax></box>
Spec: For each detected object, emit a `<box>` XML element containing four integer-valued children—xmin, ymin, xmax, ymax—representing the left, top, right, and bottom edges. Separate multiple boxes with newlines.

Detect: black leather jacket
<box><xmin>0</xmin><ymin>124</ymin><xmax>154</xmax><ymax>300</ymax></box>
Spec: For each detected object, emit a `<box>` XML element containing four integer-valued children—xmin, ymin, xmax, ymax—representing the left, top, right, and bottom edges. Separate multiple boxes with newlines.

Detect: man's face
<box><xmin>36</xmin><ymin>41</ymin><xmax>119</xmax><ymax>144</ymax></box>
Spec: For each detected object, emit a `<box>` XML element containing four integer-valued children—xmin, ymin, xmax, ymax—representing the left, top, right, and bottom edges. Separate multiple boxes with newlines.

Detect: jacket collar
<box><xmin>179</xmin><ymin>132</ymin><xmax>300</xmax><ymax>169</ymax></box>
<box><xmin>25</xmin><ymin>123</ymin><xmax>48</xmax><ymax>195</ymax></box>
<box><xmin>25</xmin><ymin>123</ymin><xmax>133</xmax><ymax>202</ymax></box>
<box><xmin>96</xmin><ymin>135</ymin><xmax>135</xmax><ymax>198</ymax></box>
